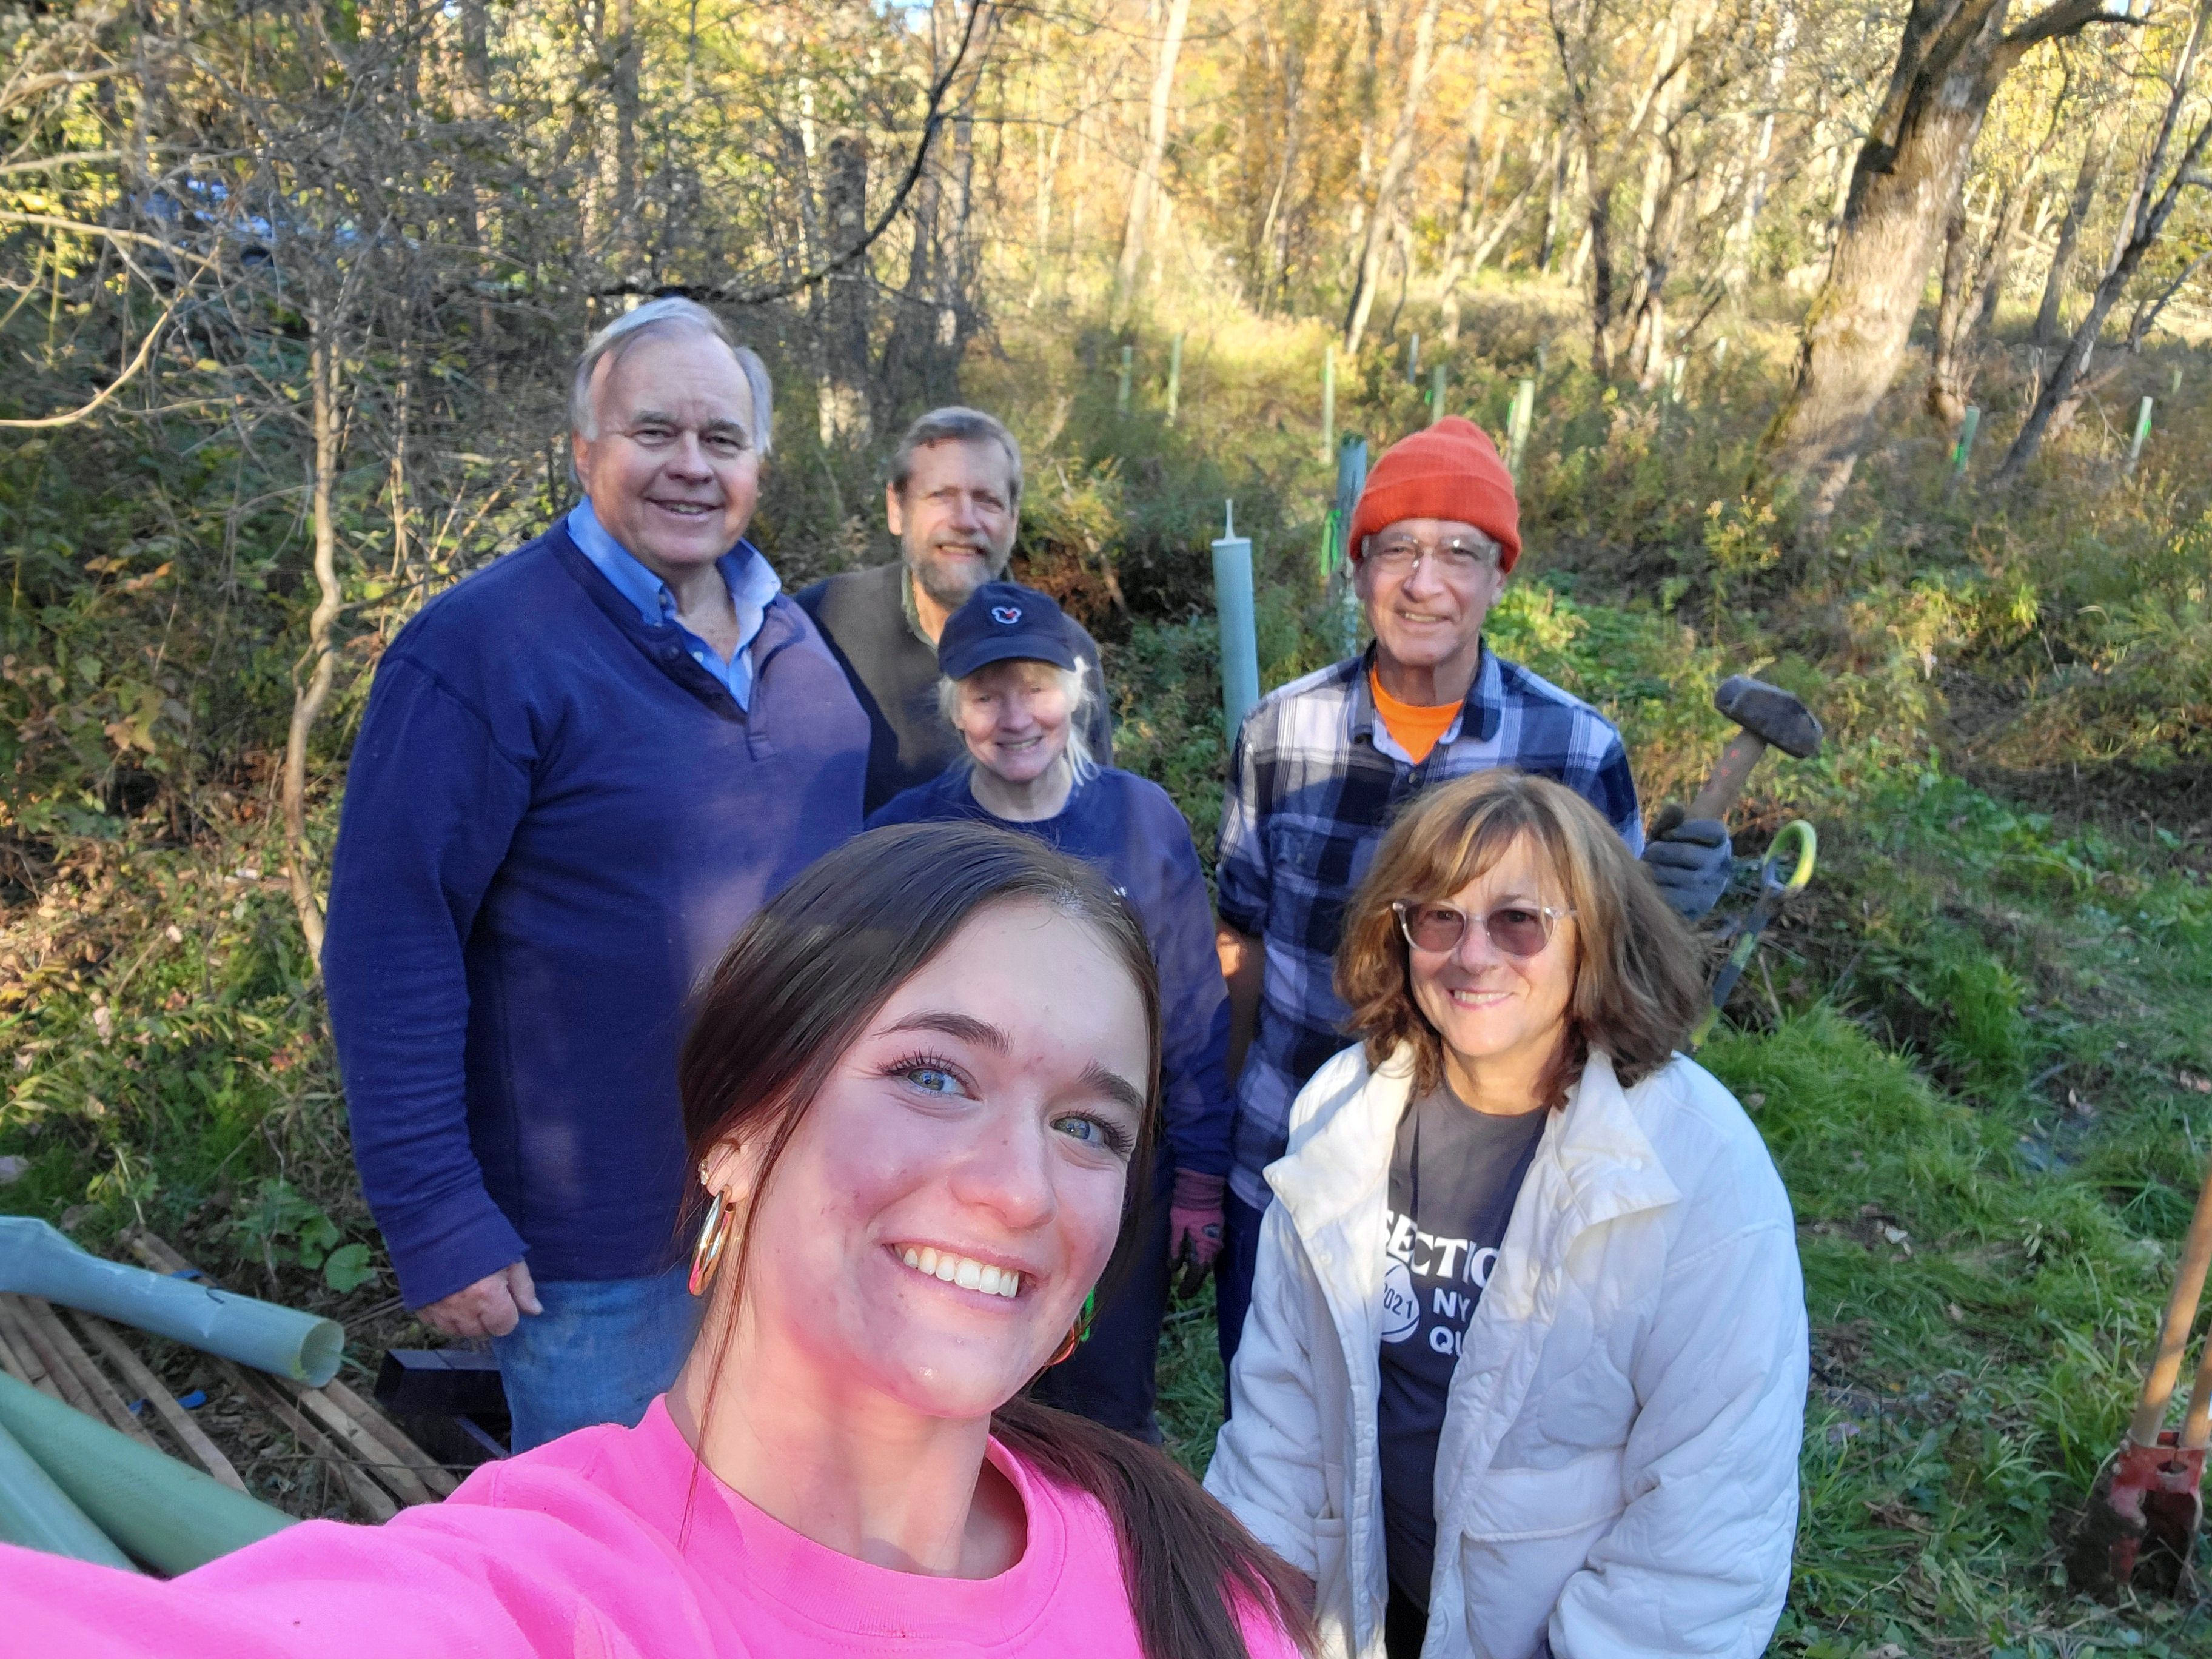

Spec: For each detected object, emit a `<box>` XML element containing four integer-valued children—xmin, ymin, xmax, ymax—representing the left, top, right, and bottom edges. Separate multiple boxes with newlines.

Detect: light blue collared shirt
<box><xmin>568</xmin><ymin>499</ymin><xmax>782</xmax><ymax>709</ymax></box>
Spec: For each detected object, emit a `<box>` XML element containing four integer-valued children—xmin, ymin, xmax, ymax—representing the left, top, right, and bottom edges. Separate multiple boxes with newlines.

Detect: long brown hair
<box><xmin>1335</xmin><ymin>769</ymin><xmax>1705</xmax><ymax>1102</ymax></box>
<box><xmin>677</xmin><ymin>821</ymin><xmax>1314</xmax><ymax>1659</ymax></box>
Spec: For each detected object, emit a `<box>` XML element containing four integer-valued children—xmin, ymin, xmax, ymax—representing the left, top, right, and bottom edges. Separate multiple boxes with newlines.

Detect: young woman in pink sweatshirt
<box><xmin>3</xmin><ymin>823</ymin><xmax>1312</xmax><ymax>1659</ymax></box>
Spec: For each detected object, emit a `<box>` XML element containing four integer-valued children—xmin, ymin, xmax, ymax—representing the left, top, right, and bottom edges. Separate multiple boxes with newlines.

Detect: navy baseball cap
<box><xmin>937</xmin><ymin>581</ymin><xmax>1079</xmax><ymax>680</ymax></box>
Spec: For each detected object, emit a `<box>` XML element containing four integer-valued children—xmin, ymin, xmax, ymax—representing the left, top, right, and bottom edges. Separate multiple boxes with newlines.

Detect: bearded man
<box><xmin>797</xmin><ymin>407</ymin><xmax>1113</xmax><ymax>813</ymax></box>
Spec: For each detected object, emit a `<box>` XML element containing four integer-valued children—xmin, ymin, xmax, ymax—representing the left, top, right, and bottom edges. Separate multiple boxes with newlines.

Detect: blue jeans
<box><xmin>491</xmin><ymin>1263</ymin><xmax>698</xmax><ymax>1451</ymax></box>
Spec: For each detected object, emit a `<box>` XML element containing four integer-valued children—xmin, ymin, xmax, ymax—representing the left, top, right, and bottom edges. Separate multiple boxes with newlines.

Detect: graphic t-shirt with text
<box><xmin>1376</xmin><ymin>1085</ymin><xmax>1549</xmax><ymax>1607</ymax></box>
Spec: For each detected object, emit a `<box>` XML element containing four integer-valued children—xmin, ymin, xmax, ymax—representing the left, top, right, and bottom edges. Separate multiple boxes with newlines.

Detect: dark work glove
<box><xmin>1641</xmin><ymin>814</ymin><xmax>1732</xmax><ymax>920</ymax></box>
<box><xmin>1169</xmin><ymin>1168</ymin><xmax>1226</xmax><ymax>1299</ymax></box>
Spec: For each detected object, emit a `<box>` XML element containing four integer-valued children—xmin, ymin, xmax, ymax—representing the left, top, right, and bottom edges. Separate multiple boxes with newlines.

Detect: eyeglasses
<box><xmin>1362</xmin><ymin>535</ymin><xmax>1500</xmax><ymax>579</ymax></box>
<box><xmin>1392</xmin><ymin>898</ymin><xmax>1573</xmax><ymax>958</ymax></box>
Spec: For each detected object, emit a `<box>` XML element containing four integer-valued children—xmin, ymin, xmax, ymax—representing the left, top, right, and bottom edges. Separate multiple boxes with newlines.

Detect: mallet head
<box><xmin>1714</xmin><ymin>674</ymin><xmax>1823</xmax><ymax>759</ymax></box>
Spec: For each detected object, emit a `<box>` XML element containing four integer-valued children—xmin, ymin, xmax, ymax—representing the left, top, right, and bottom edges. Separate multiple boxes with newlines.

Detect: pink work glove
<box><xmin>1170</xmin><ymin>1168</ymin><xmax>1227</xmax><ymax>1298</ymax></box>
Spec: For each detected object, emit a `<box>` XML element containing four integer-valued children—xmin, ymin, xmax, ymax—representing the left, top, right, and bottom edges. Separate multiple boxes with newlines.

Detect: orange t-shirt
<box><xmin>1369</xmin><ymin>668</ymin><xmax>1461</xmax><ymax>765</ymax></box>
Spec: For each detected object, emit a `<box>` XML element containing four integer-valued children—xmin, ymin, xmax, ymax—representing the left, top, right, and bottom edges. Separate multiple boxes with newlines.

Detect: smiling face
<box><xmin>708</xmin><ymin>900</ymin><xmax>1148</xmax><ymax>1422</ymax></box>
<box><xmin>1405</xmin><ymin>833</ymin><xmax>1579</xmax><ymax>1094</ymax></box>
<box><xmin>953</xmin><ymin>660</ymin><xmax>1072</xmax><ymax>788</ymax></box>
<box><xmin>571</xmin><ymin>329</ymin><xmax>759</xmax><ymax>581</ymax></box>
<box><xmin>1353</xmin><ymin>515</ymin><xmax>1507</xmax><ymax>687</ymax></box>
<box><xmin>888</xmin><ymin>438</ymin><xmax>1019</xmax><ymax>614</ymax></box>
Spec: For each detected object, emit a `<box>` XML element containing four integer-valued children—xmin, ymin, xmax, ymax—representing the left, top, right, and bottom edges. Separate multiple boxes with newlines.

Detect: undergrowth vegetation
<box><xmin>6</xmin><ymin>281</ymin><xmax>2212</xmax><ymax>1651</ymax></box>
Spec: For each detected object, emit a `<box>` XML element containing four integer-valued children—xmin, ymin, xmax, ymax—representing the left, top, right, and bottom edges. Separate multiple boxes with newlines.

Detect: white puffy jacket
<box><xmin>1205</xmin><ymin>1044</ymin><xmax>1807</xmax><ymax>1659</ymax></box>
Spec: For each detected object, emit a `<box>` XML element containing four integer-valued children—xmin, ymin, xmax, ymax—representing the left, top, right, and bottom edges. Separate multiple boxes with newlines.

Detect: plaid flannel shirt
<box><xmin>1215</xmin><ymin>645</ymin><xmax>1643</xmax><ymax>1208</ymax></box>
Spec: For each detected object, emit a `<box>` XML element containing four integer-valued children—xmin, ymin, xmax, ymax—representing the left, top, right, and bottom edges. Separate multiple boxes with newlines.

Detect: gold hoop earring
<box><xmin>688</xmin><ymin>1193</ymin><xmax>737</xmax><ymax>1296</ymax></box>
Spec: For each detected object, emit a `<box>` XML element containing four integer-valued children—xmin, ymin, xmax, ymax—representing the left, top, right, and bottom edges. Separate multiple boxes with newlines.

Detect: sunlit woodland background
<box><xmin>5</xmin><ymin>1</ymin><xmax>2212</xmax><ymax>1650</ymax></box>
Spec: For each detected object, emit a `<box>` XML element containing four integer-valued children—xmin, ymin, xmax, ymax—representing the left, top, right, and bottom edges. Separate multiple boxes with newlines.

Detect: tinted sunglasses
<box><xmin>1392</xmin><ymin>898</ymin><xmax>1573</xmax><ymax>958</ymax></box>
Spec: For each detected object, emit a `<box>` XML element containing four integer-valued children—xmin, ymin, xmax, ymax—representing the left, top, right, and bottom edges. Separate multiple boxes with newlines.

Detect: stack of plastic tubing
<box><xmin>0</xmin><ymin>1216</ymin><xmax>343</xmax><ymax>1386</ymax></box>
<box><xmin>0</xmin><ymin>1371</ymin><xmax>296</xmax><ymax>1572</ymax></box>
<box><xmin>0</xmin><ymin>1414</ymin><xmax>136</xmax><ymax>1569</ymax></box>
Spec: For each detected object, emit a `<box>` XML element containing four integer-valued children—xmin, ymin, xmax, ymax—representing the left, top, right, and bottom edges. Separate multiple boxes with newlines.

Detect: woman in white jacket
<box><xmin>1205</xmin><ymin>770</ymin><xmax>1806</xmax><ymax>1659</ymax></box>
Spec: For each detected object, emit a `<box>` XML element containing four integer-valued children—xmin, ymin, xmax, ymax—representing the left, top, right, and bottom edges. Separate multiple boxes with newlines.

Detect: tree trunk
<box><xmin>2034</xmin><ymin>131</ymin><xmax>2103</xmax><ymax>344</ymax></box>
<box><xmin>1995</xmin><ymin>0</ymin><xmax>2212</xmax><ymax>487</ymax></box>
<box><xmin>1928</xmin><ymin>144</ymin><xmax>2042</xmax><ymax>424</ymax></box>
<box><xmin>1256</xmin><ymin>27</ymin><xmax>1307</xmax><ymax>317</ymax></box>
<box><xmin>455</xmin><ymin>0</ymin><xmax>497</xmax><ymax>358</ymax></box>
<box><xmin>1342</xmin><ymin>0</ymin><xmax>1444</xmax><ymax>354</ymax></box>
<box><xmin>1925</xmin><ymin>198</ymin><xmax>1977</xmax><ymax>426</ymax></box>
<box><xmin>939</xmin><ymin>96</ymin><xmax>977</xmax><ymax>353</ymax></box>
<box><xmin>1025</xmin><ymin>112</ymin><xmax>1063</xmax><ymax>309</ymax></box>
<box><xmin>1537</xmin><ymin>124</ymin><xmax>1569</xmax><ymax>271</ymax></box>
<box><xmin>1584</xmin><ymin>152</ymin><xmax>1616</xmax><ymax>378</ymax></box>
<box><xmin>1763</xmin><ymin>0</ymin><xmax>2133</xmax><ymax>518</ymax></box>
<box><xmin>1436</xmin><ymin>0</ymin><xmax>1507</xmax><ymax>344</ymax></box>
<box><xmin>1723</xmin><ymin>1</ymin><xmax>1797</xmax><ymax>292</ymax></box>
<box><xmin>816</xmin><ymin>132</ymin><xmax>872</xmax><ymax>446</ymax></box>
<box><xmin>1110</xmin><ymin>0</ymin><xmax>1193</xmax><ymax>329</ymax></box>
<box><xmin>609</xmin><ymin>0</ymin><xmax>639</xmax><ymax>270</ymax></box>
<box><xmin>387</xmin><ymin>357</ymin><xmax>411</xmax><ymax>581</ymax></box>
<box><xmin>284</xmin><ymin>309</ymin><xmax>344</xmax><ymax>972</ymax></box>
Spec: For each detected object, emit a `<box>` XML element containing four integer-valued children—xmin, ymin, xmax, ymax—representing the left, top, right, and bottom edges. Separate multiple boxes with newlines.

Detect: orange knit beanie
<box><xmin>1346</xmin><ymin>417</ymin><xmax>1522</xmax><ymax>572</ymax></box>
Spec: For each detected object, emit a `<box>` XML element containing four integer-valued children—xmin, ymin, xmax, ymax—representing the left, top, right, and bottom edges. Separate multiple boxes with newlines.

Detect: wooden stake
<box><xmin>220</xmin><ymin>1358</ymin><xmax>399</xmax><ymax>1523</ymax></box>
<box><xmin>123</xmin><ymin>1229</ymin><xmax>451</xmax><ymax>1507</ymax></box>
<box><xmin>318</xmin><ymin>1377</ymin><xmax>458</xmax><ymax>1498</ymax></box>
<box><xmin>1165</xmin><ymin>331</ymin><xmax>1184</xmax><ymax>426</ymax></box>
<box><xmin>0</xmin><ymin>1296</ymin><xmax>101</xmax><ymax>1417</ymax></box>
<box><xmin>283</xmin><ymin>1381</ymin><xmax>435</xmax><ymax>1507</ymax></box>
<box><xmin>0</xmin><ymin>1308</ymin><xmax>56</xmax><ymax>1396</ymax></box>
<box><xmin>13</xmin><ymin>1296</ymin><xmax>159</xmax><ymax>1447</ymax></box>
<box><xmin>1429</xmin><ymin>361</ymin><xmax>1448</xmax><ymax>425</ymax></box>
<box><xmin>1116</xmin><ymin>345</ymin><xmax>1133</xmax><ymax>414</ymax></box>
<box><xmin>70</xmin><ymin>1311</ymin><xmax>247</xmax><ymax>1491</ymax></box>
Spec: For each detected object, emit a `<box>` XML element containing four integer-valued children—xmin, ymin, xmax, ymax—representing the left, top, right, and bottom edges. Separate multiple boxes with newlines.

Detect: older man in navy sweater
<box><xmin>323</xmin><ymin>299</ymin><xmax>867</xmax><ymax>1449</ymax></box>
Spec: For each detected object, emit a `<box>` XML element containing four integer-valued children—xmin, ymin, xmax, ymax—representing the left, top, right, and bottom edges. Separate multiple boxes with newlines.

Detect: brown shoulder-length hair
<box><xmin>677</xmin><ymin>822</ymin><xmax>1313</xmax><ymax>1659</ymax></box>
<box><xmin>1336</xmin><ymin>769</ymin><xmax>1705</xmax><ymax>1105</ymax></box>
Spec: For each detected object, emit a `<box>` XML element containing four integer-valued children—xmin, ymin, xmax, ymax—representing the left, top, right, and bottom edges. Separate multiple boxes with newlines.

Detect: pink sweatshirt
<box><xmin>1</xmin><ymin>1396</ymin><xmax>1298</xmax><ymax>1657</ymax></box>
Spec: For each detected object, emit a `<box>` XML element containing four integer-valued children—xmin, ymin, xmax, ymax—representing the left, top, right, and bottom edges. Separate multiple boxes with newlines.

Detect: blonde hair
<box><xmin>937</xmin><ymin>658</ymin><xmax>1099</xmax><ymax>786</ymax></box>
<box><xmin>1335</xmin><ymin>770</ymin><xmax>1705</xmax><ymax>1104</ymax></box>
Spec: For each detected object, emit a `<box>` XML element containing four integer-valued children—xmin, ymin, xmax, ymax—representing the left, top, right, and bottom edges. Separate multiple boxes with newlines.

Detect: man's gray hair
<box><xmin>570</xmin><ymin>297</ymin><xmax>774</xmax><ymax>457</ymax></box>
<box><xmin>888</xmin><ymin>406</ymin><xmax>1022</xmax><ymax>507</ymax></box>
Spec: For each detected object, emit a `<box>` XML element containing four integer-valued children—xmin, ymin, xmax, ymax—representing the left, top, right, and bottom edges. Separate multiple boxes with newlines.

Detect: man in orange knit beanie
<box><xmin>1206</xmin><ymin>416</ymin><xmax>1731</xmax><ymax>1378</ymax></box>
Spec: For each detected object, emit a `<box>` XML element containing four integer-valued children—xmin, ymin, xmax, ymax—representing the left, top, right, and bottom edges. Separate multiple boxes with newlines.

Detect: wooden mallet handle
<box><xmin>2130</xmin><ymin>1148</ymin><xmax>2212</xmax><ymax>1448</ymax></box>
<box><xmin>1686</xmin><ymin>729</ymin><xmax>1770</xmax><ymax>823</ymax></box>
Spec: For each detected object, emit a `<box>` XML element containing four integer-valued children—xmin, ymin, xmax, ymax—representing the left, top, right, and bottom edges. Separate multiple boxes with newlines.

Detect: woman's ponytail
<box><xmin>991</xmin><ymin>1396</ymin><xmax>1317</xmax><ymax>1659</ymax></box>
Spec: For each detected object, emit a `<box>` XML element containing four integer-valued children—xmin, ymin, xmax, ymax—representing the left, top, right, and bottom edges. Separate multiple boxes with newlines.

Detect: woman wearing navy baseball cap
<box><xmin>870</xmin><ymin>580</ymin><xmax>1232</xmax><ymax>1442</ymax></box>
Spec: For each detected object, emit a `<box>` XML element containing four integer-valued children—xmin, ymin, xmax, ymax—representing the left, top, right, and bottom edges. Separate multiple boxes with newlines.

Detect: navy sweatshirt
<box><xmin>323</xmin><ymin>523</ymin><xmax>869</xmax><ymax>1308</ymax></box>
<box><xmin>868</xmin><ymin>766</ymin><xmax>1232</xmax><ymax>1179</ymax></box>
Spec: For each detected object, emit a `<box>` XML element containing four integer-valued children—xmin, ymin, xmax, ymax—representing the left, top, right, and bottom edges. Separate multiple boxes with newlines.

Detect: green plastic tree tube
<box><xmin>0</xmin><ymin>1371</ymin><xmax>296</xmax><ymax>1574</ymax></box>
<box><xmin>0</xmin><ymin>1217</ymin><xmax>343</xmax><ymax>1385</ymax></box>
<box><xmin>0</xmin><ymin>1415</ymin><xmax>136</xmax><ymax>1570</ymax></box>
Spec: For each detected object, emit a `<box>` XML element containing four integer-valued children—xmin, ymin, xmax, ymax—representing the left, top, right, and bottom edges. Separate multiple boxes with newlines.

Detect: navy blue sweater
<box><xmin>323</xmin><ymin>524</ymin><xmax>869</xmax><ymax>1307</ymax></box>
<box><xmin>868</xmin><ymin>766</ymin><xmax>1232</xmax><ymax>1179</ymax></box>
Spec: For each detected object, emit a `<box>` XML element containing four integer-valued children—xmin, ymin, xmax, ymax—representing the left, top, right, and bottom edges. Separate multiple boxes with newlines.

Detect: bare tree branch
<box><xmin>0</xmin><ymin>296</ymin><xmax>184</xmax><ymax>429</ymax></box>
<box><xmin>2004</xmin><ymin>0</ymin><xmax>2147</xmax><ymax>53</ymax></box>
<box><xmin>600</xmin><ymin>0</ymin><xmax>993</xmax><ymax>306</ymax></box>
